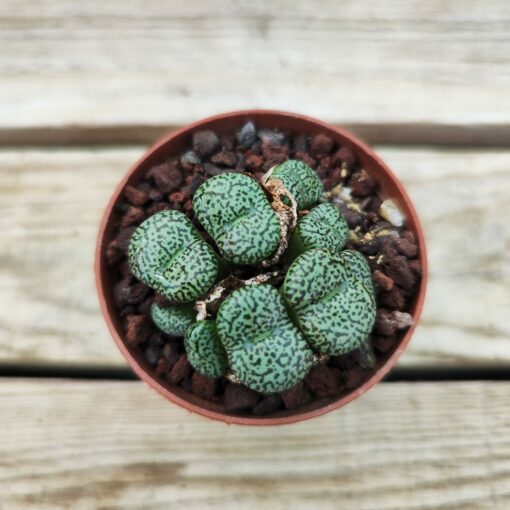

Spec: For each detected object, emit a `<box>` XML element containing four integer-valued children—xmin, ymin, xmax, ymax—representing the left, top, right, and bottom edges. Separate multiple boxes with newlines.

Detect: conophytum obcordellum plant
<box><xmin>128</xmin><ymin>159</ymin><xmax>376</xmax><ymax>393</ymax></box>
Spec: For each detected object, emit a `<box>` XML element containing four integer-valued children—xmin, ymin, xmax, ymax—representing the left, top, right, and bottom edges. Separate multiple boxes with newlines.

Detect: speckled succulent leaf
<box><xmin>184</xmin><ymin>320</ymin><xmax>227</xmax><ymax>378</ymax></box>
<box><xmin>192</xmin><ymin>172</ymin><xmax>281</xmax><ymax>265</ymax></box>
<box><xmin>216</xmin><ymin>284</ymin><xmax>314</xmax><ymax>393</ymax></box>
<box><xmin>268</xmin><ymin>160</ymin><xmax>323</xmax><ymax>210</ymax></box>
<box><xmin>128</xmin><ymin>210</ymin><xmax>218</xmax><ymax>302</ymax></box>
<box><xmin>282</xmin><ymin>249</ymin><xmax>376</xmax><ymax>356</ymax></box>
<box><xmin>288</xmin><ymin>203</ymin><xmax>349</xmax><ymax>259</ymax></box>
<box><xmin>150</xmin><ymin>302</ymin><xmax>196</xmax><ymax>336</ymax></box>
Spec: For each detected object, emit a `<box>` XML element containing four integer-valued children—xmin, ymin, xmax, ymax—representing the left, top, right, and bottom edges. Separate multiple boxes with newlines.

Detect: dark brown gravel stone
<box><xmin>125</xmin><ymin>314</ymin><xmax>149</xmax><ymax>345</ymax></box>
<box><xmin>372</xmin><ymin>269</ymin><xmax>394</xmax><ymax>291</ymax></box>
<box><xmin>145</xmin><ymin>202</ymin><xmax>173</xmax><ymax>216</ymax></box>
<box><xmin>252</xmin><ymin>394</ymin><xmax>283</xmax><ymax>416</ymax></box>
<box><xmin>281</xmin><ymin>381</ymin><xmax>312</xmax><ymax>410</ymax></box>
<box><xmin>294</xmin><ymin>151</ymin><xmax>316</xmax><ymax>168</ymax></box>
<box><xmin>137</xmin><ymin>296</ymin><xmax>154</xmax><ymax>315</ymax></box>
<box><xmin>304</xmin><ymin>365</ymin><xmax>343</xmax><ymax>397</ymax></box>
<box><xmin>379</xmin><ymin>286</ymin><xmax>405</xmax><ymax>310</ymax></box>
<box><xmin>114</xmin><ymin>278</ymin><xmax>150</xmax><ymax>307</ymax></box>
<box><xmin>191</xmin><ymin>372</ymin><xmax>218</xmax><ymax>400</ymax></box>
<box><xmin>332</xmin><ymin>146</ymin><xmax>357</xmax><ymax>168</ymax></box>
<box><xmin>124</xmin><ymin>185</ymin><xmax>150</xmax><ymax>206</ymax></box>
<box><xmin>168</xmin><ymin>354</ymin><xmax>192</xmax><ymax>384</ymax></box>
<box><xmin>310</xmin><ymin>133</ymin><xmax>334</xmax><ymax>157</ymax></box>
<box><xmin>292</xmin><ymin>134</ymin><xmax>309</xmax><ymax>153</ymax></box>
<box><xmin>245</xmin><ymin>152</ymin><xmax>264</xmax><ymax>172</ymax></box>
<box><xmin>342</xmin><ymin>367</ymin><xmax>365</xmax><ymax>389</ymax></box>
<box><xmin>382</xmin><ymin>253</ymin><xmax>416</xmax><ymax>290</ymax></box>
<box><xmin>373</xmin><ymin>335</ymin><xmax>398</xmax><ymax>353</ymax></box>
<box><xmin>408</xmin><ymin>259</ymin><xmax>423</xmax><ymax>277</ymax></box>
<box><xmin>106</xmin><ymin>239</ymin><xmax>123</xmax><ymax>266</ymax></box>
<box><xmin>120</xmin><ymin>206</ymin><xmax>145</xmax><ymax>228</ymax></box>
<box><xmin>211</xmin><ymin>150</ymin><xmax>237</xmax><ymax>167</ymax></box>
<box><xmin>148</xmin><ymin>162</ymin><xmax>183</xmax><ymax>193</ymax></box>
<box><xmin>155</xmin><ymin>358</ymin><xmax>170</xmax><ymax>377</ymax></box>
<box><xmin>349</xmin><ymin>169</ymin><xmax>378</xmax><ymax>197</ymax></box>
<box><xmin>223</xmin><ymin>384</ymin><xmax>260</xmax><ymax>412</ymax></box>
<box><xmin>192</xmin><ymin>130</ymin><xmax>220</xmax><ymax>157</ymax></box>
<box><xmin>394</xmin><ymin>237</ymin><xmax>418</xmax><ymax>258</ymax></box>
<box><xmin>116</xmin><ymin>227</ymin><xmax>136</xmax><ymax>252</ymax></box>
<box><xmin>204</xmin><ymin>163</ymin><xmax>223</xmax><ymax>176</ymax></box>
<box><xmin>145</xmin><ymin>345</ymin><xmax>162</xmax><ymax>366</ymax></box>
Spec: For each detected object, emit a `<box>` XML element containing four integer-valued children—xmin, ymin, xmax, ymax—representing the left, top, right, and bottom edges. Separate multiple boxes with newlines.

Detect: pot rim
<box><xmin>95</xmin><ymin>109</ymin><xmax>428</xmax><ymax>426</ymax></box>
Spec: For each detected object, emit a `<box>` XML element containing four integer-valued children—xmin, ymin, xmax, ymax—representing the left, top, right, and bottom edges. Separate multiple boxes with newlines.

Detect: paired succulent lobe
<box><xmin>150</xmin><ymin>302</ymin><xmax>196</xmax><ymax>336</ymax></box>
<box><xmin>128</xmin><ymin>210</ymin><xmax>218</xmax><ymax>302</ymax></box>
<box><xmin>193</xmin><ymin>172</ymin><xmax>281</xmax><ymax>265</ymax></box>
<box><xmin>288</xmin><ymin>202</ymin><xmax>349</xmax><ymax>260</ymax></box>
<box><xmin>216</xmin><ymin>284</ymin><xmax>314</xmax><ymax>393</ymax></box>
<box><xmin>184</xmin><ymin>320</ymin><xmax>228</xmax><ymax>378</ymax></box>
<box><xmin>282</xmin><ymin>249</ymin><xmax>376</xmax><ymax>355</ymax></box>
<box><xmin>266</xmin><ymin>160</ymin><xmax>323</xmax><ymax>210</ymax></box>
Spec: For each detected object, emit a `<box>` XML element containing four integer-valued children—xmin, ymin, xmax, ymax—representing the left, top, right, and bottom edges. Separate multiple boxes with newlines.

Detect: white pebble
<box><xmin>379</xmin><ymin>199</ymin><xmax>405</xmax><ymax>227</ymax></box>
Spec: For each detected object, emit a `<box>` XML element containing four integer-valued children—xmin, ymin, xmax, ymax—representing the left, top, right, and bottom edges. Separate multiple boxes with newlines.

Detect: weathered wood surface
<box><xmin>0</xmin><ymin>380</ymin><xmax>508</xmax><ymax>509</ymax></box>
<box><xmin>0</xmin><ymin>146</ymin><xmax>508</xmax><ymax>367</ymax></box>
<box><xmin>1</xmin><ymin>0</ymin><xmax>509</xmax><ymax>145</ymax></box>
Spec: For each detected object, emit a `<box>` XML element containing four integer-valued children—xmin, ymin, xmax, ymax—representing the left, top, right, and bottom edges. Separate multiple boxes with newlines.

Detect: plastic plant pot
<box><xmin>95</xmin><ymin>110</ymin><xmax>428</xmax><ymax>426</ymax></box>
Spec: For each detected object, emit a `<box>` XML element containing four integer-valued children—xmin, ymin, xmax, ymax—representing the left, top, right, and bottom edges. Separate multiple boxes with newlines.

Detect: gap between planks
<box><xmin>0</xmin><ymin>123</ymin><xmax>509</xmax><ymax>147</ymax></box>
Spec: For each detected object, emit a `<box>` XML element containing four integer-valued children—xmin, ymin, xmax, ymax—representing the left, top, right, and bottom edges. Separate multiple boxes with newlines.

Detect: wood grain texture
<box><xmin>0</xmin><ymin>145</ymin><xmax>509</xmax><ymax>367</ymax></box>
<box><xmin>1</xmin><ymin>0</ymin><xmax>509</xmax><ymax>143</ymax></box>
<box><xmin>0</xmin><ymin>380</ymin><xmax>509</xmax><ymax>509</ymax></box>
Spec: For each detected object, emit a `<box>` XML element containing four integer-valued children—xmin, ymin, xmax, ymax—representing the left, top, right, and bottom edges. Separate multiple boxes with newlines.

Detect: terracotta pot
<box><xmin>95</xmin><ymin>110</ymin><xmax>427</xmax><ymax>426</ymax></box>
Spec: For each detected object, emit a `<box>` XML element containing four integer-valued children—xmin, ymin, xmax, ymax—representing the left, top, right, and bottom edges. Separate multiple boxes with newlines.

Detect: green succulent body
<box><xmin>217</xmin><ymin>285</ymin><xmax>314</xmax><ymax>393</ymax></box>
<box><xmin>288</xmin><ymin>203</ymin><xmax>349</xmax><ymax>259</ymax></box>
<box><xmin>150</xmin><ymin>302</ymin><xmax>196</xmax><ymax>336</ymax></box>
<box><xmin>193</xmin><ymin>172</ymin><xmax>281</xmax><ymax>265</ymax></box>
<box><xmin>283</xmin><ymin>249</ymin><xmax>376</xmax><ymax>355</ymax></box>
<box><xmin>267</xmin><ymin>160</ymin><xmax>323</xmax><ymax>210</ymax></box>
<box><xmin>184</xmin><ymin>320</ymin><xmax>228</xmax><ymax>378</ymax></box>
<box><xmin>128</xmin><ymin>210</ymin><xmax>218</xmax><ymax>303</ymax></box>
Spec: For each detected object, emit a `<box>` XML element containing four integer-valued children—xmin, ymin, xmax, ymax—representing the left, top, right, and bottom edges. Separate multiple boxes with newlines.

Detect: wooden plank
<box><xmin>0</xmin><ymin>145</ymin><xmax>509</xmax><ymax>368</ymax></box>
<box><xmin>1</xmin><ymin>380</ymin><xmax>510</xmax><ymax>509</ymax></box>
<box><xmin>1</xmin><ymin>0</ymin><xmax>509</xmax><ymax>144</ymax></box>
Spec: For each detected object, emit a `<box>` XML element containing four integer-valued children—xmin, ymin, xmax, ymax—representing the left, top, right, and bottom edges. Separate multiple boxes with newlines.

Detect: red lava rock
<box><xmin>148</xmin><ymin>161</ymin><xmax>183</xmax><ymax>193</ymax></box>
<box><xmin>349</xmin><ymin>169</ymin><xmax>378</xmax><ymax>198</ymax></box>
<box><xmin>375</xmin><ymin>309</ymin><xmax>398</xmax><ymax>336</ymax></box>
<box><xmin>192</xmin><ymin>130</ymin><xmax>220</xmax><ymax>157</ymax></box>
<box><xmin>310</xmin><ymin>133</ymin><xmax>334</xmax><ymax>157</ymax></box>
<box><xmin>245</xmin><ymin>152</ymin><xmax>265</xmax><ymax>172</ymax></box>
<box><xmin>382</xmin><ymin>251</ymin><xmax>416</xmax><ymax>290</ymax></box>
<box><xmin>294</xmin><ymin>151</ymin><xmax>316</xmax><ymax>168</ymax></box>
<box><xmin>223</xmin><ymin>384</ymin><xmax>260</xmax><ymax>412</ymax></box>
<box><xmin>254</xmin><ymin>171</ymin><xmax>265</xmax><ymax>181</ymax></box>
<box><xmin>125</xmin><ymin>314</ymin><xmax>149</xmax><ymax>345</ymax></box>
<box><xmin>373</xmin><ymin>335</ymin><xmax>397</xmax><ymax>353</ymax></box>
<box><xmin>342</xmin><ymin>367</ymin><xmax>365</xmax><ymax>389</ymax></box>
<box><xmin>120</xmin><ymin>206</ymin><xmax>145</xmax><ymax>228</ymax></box>
<box><xmin>124</xmin><ymin>185</ymin><xmax>150</xmax><ymax>206</ymax></box>
<box><xmin>146</xmin><ymin>202</ymin><xmax>172</xmax><ymax>216</ymax></box>
<box><xmin>137</xmin><ymin>296</ymin><xmax>154</xmax><ymax>315</ymax></box>
<box><xmin>394</xmin><ymin>237</ymin><xmax>418</xmax><ymax>258</ymax></box>
<box><xmin>185</xmin><ymin>175</ymin><xmax>206</xmax><ymax>195</ymax></box>
<box><xmin>281</xmin><ymin>381</ymin><xmax>312</xmax><ymax>410</ymax></box>
<box><xmin>168</xmin><ymin>354</ymin><xmax>192</xmax><ymax>384</ymax></box>
<box><xmin>408</xmin><ymin>259</ymin><xmax>423</xmax><ymax>277</ymax></box>
<box><xmin>192</xmin><ymin>372</ymin><xmax>218</xmax><ymax>399</ymax></box>
<box><xmin>252</xmin><ymin>394</ymin><xmax>283</xmax><ymax>415</ymax></box>
<box><xmin>304</xmin><ymin>365</ymin><xmax>343</xmax><ymax>397</ymax></box>
<box><xmin>379</xmin><ymin>286</ymin><xmax>405</xmax><ymax>310</ymax></box>
<box><xmin>116</xmin><ymin>227</ymin><xmax>136</xmax><ymax>252</ymax></box>
<box><xmin>318</xmin><ymin>156</ymin><xmax>332</xmax><ymax>173</ymax></box>
<box><xmin>221</xmin><ymin>135</ymin><xmax>236</xmax><ymax>151</ymax></box>
<box><xmin>211</xmin><ymin>150</ymin><xmax>237</xmax><ymax>167</ymax></box>
<box><xmin>401</xmin><ymin>230</ymin><xmax>416</xmax><ymax>244</ymax></box>
<box><xmin>183</xmin><ymin>200</ymin><xmax>193</xmax><ymax>214</ymax></box>
<box><xmin>155</xmin><ymin>358</ymin><xmax>170</xmax><ymax>377</ymax></box>
<box><xmin>332</xmin><ymin>146</ymin><xmax>357</xmax><ymax>168</ymax></box>
<box><xmin>106</xmin><ymin>239</ymin><xmax>123</xmax><ymax>265</ymax></box>
<box><xmin>372</xmin><ymin>269</ymin><xmax>394</xmax><ymax>291</ymax></box>
<box><xmin>114</xmin><ymin>278</ymin><xmax>150</xmax><ymax>307</ymax></box>
<box><xmin>168</xmin><ymin>190</ymin><xmax>189</xmax><ymax>204</ymax></box>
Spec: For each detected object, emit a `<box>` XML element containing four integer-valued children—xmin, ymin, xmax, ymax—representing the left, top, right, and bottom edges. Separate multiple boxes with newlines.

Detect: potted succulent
<box><xmin>96</xmin><ymin>110</ymin><xmax>427</xmax><ymax>425</ymax></box>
